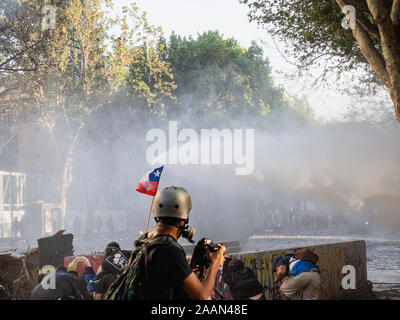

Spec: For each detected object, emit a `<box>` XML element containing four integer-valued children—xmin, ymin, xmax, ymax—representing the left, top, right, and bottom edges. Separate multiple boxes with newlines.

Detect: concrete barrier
<box><xmin>234</xmin><ymin>240</ymin><xmax>368</xmax><ymax>300</ymax></box>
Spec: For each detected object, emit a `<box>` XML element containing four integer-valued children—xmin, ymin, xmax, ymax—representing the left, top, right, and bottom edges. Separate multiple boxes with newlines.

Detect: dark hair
<box><xmin>83</xmin><ymin>266</ymin><xmax>95</xmax><ymax>275</ymax></box>
<box><xmin>105</xmin><ymin>242</ymin><xmax>120</xmax><ymax>256</ymax></box>
<box><xmin>272</xmin><ymin>256</ymin><xmax>281</xmax><ymax>272</ymax></box>
<box><xmin>157</xmin><ymin>217</ymin><xmax>185</xmax><ymax>226</ymax></box>
<box><xmin>106</xmin><ymin>241</ymin><xmax>120</xmax><ymax>249</ymax></box>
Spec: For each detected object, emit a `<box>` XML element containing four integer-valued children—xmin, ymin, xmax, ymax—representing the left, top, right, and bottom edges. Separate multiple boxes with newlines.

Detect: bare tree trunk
<box><xmin>60</xmin><ymin>121</ymin><xmax>85</xmax><ymax>229</ymax></box>
<box><xmin>336</xmin><ymin>0</ymin><xmax>400</xmax><ymax>123</ymax></box>
<box><xmin>366</xmin><ymin>0</ymin><xmax>400</xmax><ymax>123</ymax></box>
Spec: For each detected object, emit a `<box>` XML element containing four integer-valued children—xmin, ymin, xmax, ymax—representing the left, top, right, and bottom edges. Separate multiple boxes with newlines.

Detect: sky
<box><xmin>111</xmin><ymin>0</ymin><xmax>361</xmax><ymax>121</ymax></box>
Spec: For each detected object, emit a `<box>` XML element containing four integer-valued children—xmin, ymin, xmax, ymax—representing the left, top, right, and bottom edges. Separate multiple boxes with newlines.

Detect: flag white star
<box><xmin>153</xmin><ymin>170</ymin><xmax>160</xmax><ymax>178</ymax></box>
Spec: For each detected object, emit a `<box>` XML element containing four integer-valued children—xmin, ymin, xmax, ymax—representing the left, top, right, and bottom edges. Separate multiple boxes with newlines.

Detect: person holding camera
<box><xmin>139</xmin><ymin>186</ymin><xmax>225</xmax><ymax>300</ymax></box>
<box><xmin>105</xmin><ymin>186</ymin><xmax>225</xmax><ymax>300</ymax></box>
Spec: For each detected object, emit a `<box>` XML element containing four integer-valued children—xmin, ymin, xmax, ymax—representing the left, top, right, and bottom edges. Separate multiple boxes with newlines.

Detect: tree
<box><xmin>0</xmin><ymin>0</ymin><xmax>52</xmax><ymax>154</ymax></box>
<box><xmin>242</xmin><ymin>0</ymin><xmax>400</xmax><ymax>124</ymax></box>
<box><xmin>2</xmin><ymin>0</ymin><xmax>176</xmax><ymax>228</ymax></box>
<box><xmin>160</xmin><ymin>31</ymin><xmax>292</xmax><ymax>127</ymax></box>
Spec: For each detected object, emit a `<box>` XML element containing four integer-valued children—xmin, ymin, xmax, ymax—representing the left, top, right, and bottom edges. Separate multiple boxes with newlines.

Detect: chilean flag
<box><xmin>136</xmin><ymin>166</ymin><xmax>164</xmax><ymax>196</ymax></box>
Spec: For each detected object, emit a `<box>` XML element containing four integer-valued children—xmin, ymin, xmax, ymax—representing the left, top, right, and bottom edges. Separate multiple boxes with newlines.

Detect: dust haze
<box><xmin>60</xmin><ymin>102</ymin><xmax>400</xmax><ymax>252</ymax></box>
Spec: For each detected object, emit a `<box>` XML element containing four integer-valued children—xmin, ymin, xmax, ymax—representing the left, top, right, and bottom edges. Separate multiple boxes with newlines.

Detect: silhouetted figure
<box><xmin>84</xmin><ymin>213</ymin><xmax>93</xmax><ymax>239</ymax></box>
<box><xmin>19</xmin><ymin>216</ymin><xmax>27</xmax><ymax>239</ymax></box>
<box><xmin>80</xmin><ymin>266</ymin><xmax>97</xmax><ymax>296</ymax></box>
<box><xmin>73</xmin><ymin>216</ymin><xmax>81</xmax><ymax>236</ymax></box>
<box><xmin>11</xmin><ymin>218</ymin><xmax>20</xmax><ymax>238</ymax></box>
<box><xmin>96</xmin><ymin>216</ymin><xmax>103</xmax><ymax>234</ymax></box>
<box><xmin>107</xmin><ymin>217</ymin><xmax>114</xmax><ymax>237</ymax></box>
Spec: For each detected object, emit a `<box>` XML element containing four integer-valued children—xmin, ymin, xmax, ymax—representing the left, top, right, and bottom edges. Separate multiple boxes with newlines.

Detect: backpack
<box><xmin>222</xmin><ymin>258</ymin><xmax>264</xmax><ymax>300</ymax></box>
<box><xmin>294</xmin><ymin>247</ymin><xmax>319</xmax><ymax>265</ymax></box>
<box><xmin>84</xmin><ymin>273</ymin><xmax>98</xmax><ymax>293</ymax></box>
<box><xmin>104</xmin><ymin>235</ymin><xmax>180</xmax><ymax>300</ymax></box>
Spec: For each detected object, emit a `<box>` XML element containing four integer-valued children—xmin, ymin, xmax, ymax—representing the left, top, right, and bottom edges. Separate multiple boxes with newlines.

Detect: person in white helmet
<box><xmin>104</xmin><ymin>186</ymin><xmax>225</xmax><ymax>300</ymax></box>
<box><xmin>145</xmin><ymin>186</ymin><xmax>226</xmax><ymax>300</ymax></box>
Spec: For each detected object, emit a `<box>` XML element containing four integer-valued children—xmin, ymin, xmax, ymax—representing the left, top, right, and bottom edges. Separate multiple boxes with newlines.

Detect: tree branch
<box><xmin>0</xmin><ymin>128</ymin><xmax>17</xmax><ymax>154</ymax></box>
<box><xmin>338</xmin><ymin>0</ymin><xmax>381</xmax><ymax>40</ymax></box>
<box><xmin>356</xmin><ymin>14</ymin><xmax>380</xmax><ymax>41</ymax></box>
<box><xmin>366</xmin><ymin>0</ymin><xmax>390</xmax><ymax>24</ymax></box>
<box><xmin>0</xmin><ymin>87</ymin><xmax>13</xmax><ymax>97</ymax></box>
<box><xmin>0</xmin><ymin>40</ymin><xmax>43</xmax><ymax>70</ymax></box>
<box><xmin>392</xmin><ymin>0</ymin><xmax>400</xmax><ymax>25</ymax></box>
<box><xmin>335</xmin><ymin>0</ymin><xmax>390</xmax><ymax>87</ymax></box>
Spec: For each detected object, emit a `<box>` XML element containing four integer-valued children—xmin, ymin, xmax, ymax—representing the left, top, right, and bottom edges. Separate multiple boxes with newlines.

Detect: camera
<box><xmin>203</xmin><ymin>238</ymin><xmax>221</xmax><ymax>253</ymax></box>
<box><xmin>189</xmin><ymin>238</ymin><xmax>221</xmax><ymax>278</ymax></box>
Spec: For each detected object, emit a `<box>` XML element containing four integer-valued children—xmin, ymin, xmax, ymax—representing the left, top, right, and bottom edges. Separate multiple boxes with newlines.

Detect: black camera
<box><xmin>203</xmin><ymin>238</ymin><xmax>221</xmax><ymax>253</ymax></box>
<box><xmin>189</xmin><ymin>238</ymin><xmax>221</xmax><ymax>278</ymax></box>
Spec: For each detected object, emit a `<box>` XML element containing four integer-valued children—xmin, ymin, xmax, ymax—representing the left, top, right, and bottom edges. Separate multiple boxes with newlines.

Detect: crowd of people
<box><xmin>30</xmin><ymin>241</ymin><xmax>128</xmax><ymax>300</ymax></box>
<box><xmin>29</xmin><ymin>186</ymin><xmax>322</xmax><ymax>301</ymax></box>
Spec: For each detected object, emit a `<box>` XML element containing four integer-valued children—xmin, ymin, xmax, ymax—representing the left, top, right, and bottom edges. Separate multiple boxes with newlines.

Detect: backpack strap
<box><xmin>143</xmin><ymin>235</ymin><xmax>182</xmax><ymax>300</ymax></box>
<box><xmin>144</xmin><ymin>235</ymin><xmax>183</xmax><ymax>278</ymax></box>
<box><xmin>147</xmin><ymin>234</ymin><xmax>182</xmax><ymax>249</ymax></box>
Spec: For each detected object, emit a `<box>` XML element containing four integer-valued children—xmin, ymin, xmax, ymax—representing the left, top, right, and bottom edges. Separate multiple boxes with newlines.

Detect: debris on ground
<box><xmin>0</xmin><ymin>247</ymin><xmax>40</xmax><ymax>300</ymax></box>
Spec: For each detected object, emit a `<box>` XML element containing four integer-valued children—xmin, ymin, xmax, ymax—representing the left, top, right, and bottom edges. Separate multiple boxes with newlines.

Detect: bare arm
<box><xmin>182</xmin><ymin>245</ymin><xmax>225</xmax><ymax>300</ymax></box>
<box><xmin>274</xmin><ymin>265</ymin><xmax>287</xmax><ymax>283</ymax></box>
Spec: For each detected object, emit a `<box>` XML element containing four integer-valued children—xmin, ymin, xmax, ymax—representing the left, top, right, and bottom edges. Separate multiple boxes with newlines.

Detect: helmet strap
<box><xmin>155</xmin><ymin>218</ymin><xmax>195</xmax><ymax>243</ymax></box>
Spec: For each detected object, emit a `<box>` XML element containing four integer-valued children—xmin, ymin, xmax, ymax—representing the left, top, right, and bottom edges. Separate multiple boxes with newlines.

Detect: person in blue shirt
<box><xmin>31</xmin><ymin>269</ymin><xmax>92</xmax><ymax>300</ymax></box>
<box><xmin>272</xmin><ymin>253</ymin><xmax>321</xmax><ymax>300</ymax></box>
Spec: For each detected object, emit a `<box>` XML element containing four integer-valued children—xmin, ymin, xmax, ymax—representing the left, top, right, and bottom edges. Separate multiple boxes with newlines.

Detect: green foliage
<box><xmin>160</xmin><ymin>30</ymin><xmax>292</xmax><ymax>126</ymax></box>
<box><xmin>0</xmin><ymin>1</ymin><xmax>176</xmax><ymax>129</ymax></box>
<box><xmin>0</xmin><ymin>0</ymin><xmax>49</xmax><ymax>116</ymax></box>
<box><xmin>1</xmin><ymin>1</ymin><xmax>316</xmax><ymax>130</ymax></box>
<box><xmin>241</xmin><ymin>0</ymin><xmax>380</xmax><ymax>86</ymax></box>
<box><xmin>126</xmin><ymin>42</ymin><xmax>176</xmax><ymax>114</ymax></box>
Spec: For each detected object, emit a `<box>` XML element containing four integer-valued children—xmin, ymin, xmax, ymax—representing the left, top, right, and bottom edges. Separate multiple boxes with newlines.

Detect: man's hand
<box><xmin>183</xmin><ymin>244</ymin><xmax>226</xmax><ymax>300</ymax></box>
<box><xmin>274</xmin><ymin>265</ymin><xmax>287</xmax><ymax>283</ymax></box>
<box><xmin>208</xmin><ymin>244</ymin><xmax>225</xmax><ymax>268</ymax></box>
<box><xmin>272</xmin><ymin>284</ymin><xmax>280</xmax><ymax>290</ymax></box>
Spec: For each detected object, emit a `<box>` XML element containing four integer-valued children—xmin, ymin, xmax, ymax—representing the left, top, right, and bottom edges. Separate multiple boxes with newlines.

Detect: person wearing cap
<box><xmin>272</xmin><ymin>253</ymin><xmax>321</xmax><ymax>300</ymax></box>
<box><xmin>101</xmin><ymin>241</ymin><xmax>131</xmax><ymax>275</ymax></box>
<box><xmin>141</xmin><ymin>186</ymin><xmax>225</xmax><ymax>300</ymax></box>
<box><xmin>94</xmin><ymin>242</ymin><xmax>131</xmax><ymax>300</ymax></box>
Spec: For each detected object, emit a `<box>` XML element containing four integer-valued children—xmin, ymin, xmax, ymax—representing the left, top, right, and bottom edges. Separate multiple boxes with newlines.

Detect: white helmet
<box><xmin>154</xmin><ymin>186</ymin><xmax>192</xmax><ymax>221</ymax></box>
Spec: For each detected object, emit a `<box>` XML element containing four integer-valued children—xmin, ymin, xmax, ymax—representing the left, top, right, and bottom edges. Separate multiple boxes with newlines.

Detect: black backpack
<box><xmin>104</xmin><ymin>235</ymin><xmax>180</xmax><ymax>300</ymax></box>
<box><xmin>294</xmin><ymin>247</ymin><xmax>319</xmax><ymax>265</ymax></box>
<box><xmin>222</xmin><ymin>258</ymin><xmax>264</xmax><ymax>300</ymax></box>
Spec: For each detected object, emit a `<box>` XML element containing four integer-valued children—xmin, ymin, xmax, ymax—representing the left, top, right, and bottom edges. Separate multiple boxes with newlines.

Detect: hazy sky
<box><xmin>112</xmin><ymin>0</ymin><xmax>357</xmax><ymax>121</ymax></box>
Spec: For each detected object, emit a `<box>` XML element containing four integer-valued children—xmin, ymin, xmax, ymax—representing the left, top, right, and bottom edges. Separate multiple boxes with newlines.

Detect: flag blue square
<box><xmin>149</xmin><ymin>166</ymin><xmax>164</xmax><ymax>182</ymax></box>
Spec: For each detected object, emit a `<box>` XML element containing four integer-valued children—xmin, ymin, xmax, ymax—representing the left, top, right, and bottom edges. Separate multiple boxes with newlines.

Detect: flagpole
<box><xmin>139</xmin><ymin>165</ymin><xmax>163</xmax><ymax>234</ymax></box>
<box><xmin>145</xmin><ymin>196</ymin><xmax>155</xmax><ymax>233</ymax></box>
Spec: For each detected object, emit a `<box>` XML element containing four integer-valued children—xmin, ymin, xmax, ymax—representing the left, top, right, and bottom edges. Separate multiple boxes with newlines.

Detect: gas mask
<box><xmin>180</xmin><ymin>224</ymin><xmax>195</xmax><ymax>244</ymax></box>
